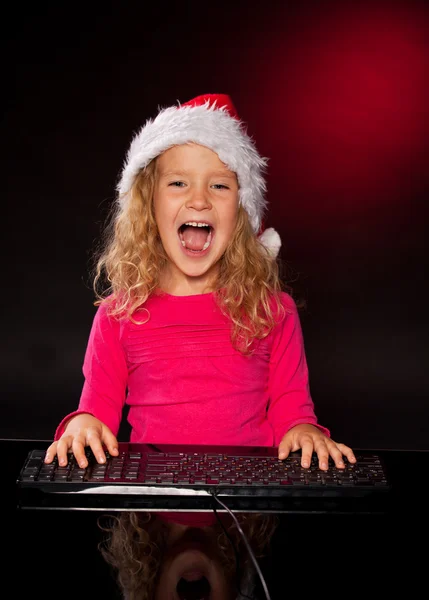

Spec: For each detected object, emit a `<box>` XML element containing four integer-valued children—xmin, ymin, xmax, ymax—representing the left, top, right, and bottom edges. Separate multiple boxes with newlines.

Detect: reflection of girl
<box><xmin>98</xmin><ymin>511</ymin><xmax>279</xmax><ymax>600</ymax></box>
<box><xmin>45</xmin><ymin>93</ymin><xmax>355</xmax><ymax>472</ymax></box>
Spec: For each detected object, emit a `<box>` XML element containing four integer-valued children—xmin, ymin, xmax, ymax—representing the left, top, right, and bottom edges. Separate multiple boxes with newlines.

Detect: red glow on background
<box><xmin>249</xmin><ymin>2</ymin><xmax>429</xmax><ymax>212</ymax></box>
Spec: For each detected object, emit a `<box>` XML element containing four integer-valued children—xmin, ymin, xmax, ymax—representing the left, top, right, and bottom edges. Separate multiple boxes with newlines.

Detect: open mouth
<box><xmin>177</xmin><ymin>575</ymin><xmax>211</xmax><ymax>600</ymax></box>
<box><xmin>178</xmin><ymin>222</ymin><xmax>213</xmax><ymax>253</ymax></box>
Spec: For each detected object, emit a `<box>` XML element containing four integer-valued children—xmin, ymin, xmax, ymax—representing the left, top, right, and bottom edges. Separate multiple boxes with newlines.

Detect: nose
<box><xmin>185</xmin><ymin>187</ymin><xmax>212</xmax><ymax>211</ymax></box>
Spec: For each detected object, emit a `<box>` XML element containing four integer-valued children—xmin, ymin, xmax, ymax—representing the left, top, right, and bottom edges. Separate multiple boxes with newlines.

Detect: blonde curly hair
<box><xmin>92</xmin><ymin>158</ymin><xmax>289</xmax><ymax>354</ymax></box>
<box><xmin>98</xmin><ymin>511</ymin><xmax>279</xmax><ymax>600</ymax></box>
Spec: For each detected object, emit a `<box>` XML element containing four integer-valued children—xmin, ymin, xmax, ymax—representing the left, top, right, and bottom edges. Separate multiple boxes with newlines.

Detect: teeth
<box><xmin>184</xmin><ymin>222</ymin><xmax>211</xmax><ymax>227</ymax></box>
<box><xmin>202</xmin><ymin>229</ymin><xmax>212</xmax><ymax>250</ymax></box>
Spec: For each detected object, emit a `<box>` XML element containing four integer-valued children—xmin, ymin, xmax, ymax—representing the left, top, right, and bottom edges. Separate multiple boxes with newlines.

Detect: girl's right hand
<box><xmin>44</xmin><ymin>413</ymin><xmax>119</xmax><ymax>468</ymax></box>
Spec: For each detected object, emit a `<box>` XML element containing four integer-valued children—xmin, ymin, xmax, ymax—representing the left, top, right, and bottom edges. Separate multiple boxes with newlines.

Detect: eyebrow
<box><xmin>158</xmin><ymin>169</ymin><xmax>237</xmax><ymax>180</ymax></box>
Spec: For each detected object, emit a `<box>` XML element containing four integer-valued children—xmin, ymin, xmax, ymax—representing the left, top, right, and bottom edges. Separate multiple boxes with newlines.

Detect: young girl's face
<box><xmin>155</xmin><ymin>523</ymin><xmax>236</xmax><ymax>599</ymax></box>
<box><xmin>154</xmin><ymin>143</ymin><xmax>239</xmax><ymax>294</ymax></box>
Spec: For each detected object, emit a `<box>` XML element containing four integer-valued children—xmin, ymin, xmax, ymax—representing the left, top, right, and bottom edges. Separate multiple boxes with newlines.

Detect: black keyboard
<box><xmin>16</xmin><ymin>443</ymin><xmax>391</xmax><ymax>512</ymax></box>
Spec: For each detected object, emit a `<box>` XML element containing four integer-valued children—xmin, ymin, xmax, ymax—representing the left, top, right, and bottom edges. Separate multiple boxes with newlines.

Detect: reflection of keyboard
<box><xmin>16</xmin><ymin>443</ymin><xmax>391</xmax><ymax>512</ymax></box>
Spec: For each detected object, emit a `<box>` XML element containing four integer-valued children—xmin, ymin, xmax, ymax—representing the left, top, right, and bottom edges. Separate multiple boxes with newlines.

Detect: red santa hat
<box><xmin>117</xmin><ymin>93</ymin><xmax>281</xmax><ymax>257</ymax></box>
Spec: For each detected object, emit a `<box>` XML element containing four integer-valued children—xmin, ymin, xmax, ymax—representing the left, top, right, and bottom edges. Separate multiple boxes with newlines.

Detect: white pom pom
<box><xmin>258</xmin><ymin>227</ymin><xmax>281</xmax><ymax>258</ymax></box>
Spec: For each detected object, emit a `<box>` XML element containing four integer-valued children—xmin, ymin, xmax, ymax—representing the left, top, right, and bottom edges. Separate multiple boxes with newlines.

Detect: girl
<box><xmin>45</xmin><ymin>93</ymin><xmax>355</xmax><ymax>476</ymax></box>
<box><xmin>98</xmin><ymin>510</ymin><xmax>279</xmax><ymax>600</ymax></box>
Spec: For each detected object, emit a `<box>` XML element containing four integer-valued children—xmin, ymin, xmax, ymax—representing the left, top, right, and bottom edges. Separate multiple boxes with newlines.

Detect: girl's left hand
<box><xmin>278</xmin><ymin>423</ymin><xmax>356</xmax><ymax>470</ymax></box>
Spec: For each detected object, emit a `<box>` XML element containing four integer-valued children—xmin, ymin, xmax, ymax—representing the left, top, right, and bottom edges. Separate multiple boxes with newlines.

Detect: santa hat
<box><xmin>117</xmin><ymin>93</ymin><xmax>281</xmax><ymax>258</ymax></box>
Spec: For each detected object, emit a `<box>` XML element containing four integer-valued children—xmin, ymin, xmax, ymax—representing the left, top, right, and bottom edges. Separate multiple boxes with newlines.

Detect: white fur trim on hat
<box><xmin>258</xmin><ymin>227</ymin><xmax>281</xmax><ymax>258</ymax></box>
<box><xmin>117</xmin><ymin>99</ymin><xmax>268</xmax><ymax>233</ymax></box>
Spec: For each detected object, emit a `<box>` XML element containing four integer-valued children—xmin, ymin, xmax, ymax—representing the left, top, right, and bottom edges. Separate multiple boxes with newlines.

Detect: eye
<box><xmin>211</xmin><ymin>184</ymin><xmax>229</xmax><ymax>190</ymax></box>
<box><xmin>168</xmin><ymin>181</ymin><xmax>186</xmax><ymax>187</ymax></box>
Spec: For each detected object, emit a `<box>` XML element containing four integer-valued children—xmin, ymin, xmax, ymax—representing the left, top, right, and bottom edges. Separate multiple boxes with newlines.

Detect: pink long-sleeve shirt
<box><xmin>55</xmin><ymin>291</ymin><xmax>329</xmax><ymax>444</ymax></box>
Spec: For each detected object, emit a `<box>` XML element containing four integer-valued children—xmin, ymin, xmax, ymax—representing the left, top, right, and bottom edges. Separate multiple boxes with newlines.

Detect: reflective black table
<box><xmin>5</xmin><ymin>439</ymin><xmax>428</xmax><ymax>599</ymax></box>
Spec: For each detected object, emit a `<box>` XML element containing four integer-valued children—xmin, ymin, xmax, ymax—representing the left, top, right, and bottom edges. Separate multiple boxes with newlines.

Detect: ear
<box><xmin>258</xmin><ymin>227</ymin><xmax>281</xmax><ymax>258</ymax></box>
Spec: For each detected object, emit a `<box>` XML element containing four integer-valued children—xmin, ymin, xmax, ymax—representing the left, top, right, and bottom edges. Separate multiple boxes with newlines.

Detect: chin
<box><xmin>176</xmin><ymin>259</ymin><xmax>220</xmax><ymax>281</ymax></box>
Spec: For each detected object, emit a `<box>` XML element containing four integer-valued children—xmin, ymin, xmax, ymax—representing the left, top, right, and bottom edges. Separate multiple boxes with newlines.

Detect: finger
<box><xmin>72</xmin><ymin>437</ymin><xmax>89</xmax><ymax>468</ymax></box>
<box><xmin>44</xmin><ymin>441</ymin><xmax>58</xmax><ymax>464</ymax></box>
<box><xmin>278</xmin><ymin>439</ymin><xmax>293</xmax><ymax>460</ymax></box>
<box><xmin>335</xmin><ymin>443</ymin><xmax>357</xmax><ymax>463</ymax></box>
<box><xmin>326</xmin><ymin>442</ymin><xmax>346</xmax><ymax>469</ymax></box>
<box><xmin>56</xmin><ymin>437</ymin><xmax>73</xmax><ymax>467</ymax></box>
<box><xmin>313</xmin><ymin>439</ymin><xmax>330</xmax><ymax>471</ymax></box>
<box><xmin>101</xmin><ymin>428</ymin><xmax>119</xmax><ymax>457</ymax></box>
<box><xmin>300</xmin><ymin>437</ymin><xmax>314</xmax><ymax>468</ymax></box>
<box><xmin>86</xmin><ymin>428</ymin><xmax>107</xmax><ymax>464</ymax></box>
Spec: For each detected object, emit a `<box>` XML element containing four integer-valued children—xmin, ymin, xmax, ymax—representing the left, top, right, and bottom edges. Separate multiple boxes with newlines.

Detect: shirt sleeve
<box><xmin>267</xmin><ymin>294</ymin><xmax>330</xmax><ymax>445</ymax></box>
<box><xmin>54</xmin><ymin>303</ymin><xmax>128</xmax><ymax>440</ymax></box>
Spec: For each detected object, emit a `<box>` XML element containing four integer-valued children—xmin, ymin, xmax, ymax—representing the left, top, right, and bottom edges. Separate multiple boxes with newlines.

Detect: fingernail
<box><xmin>321</xmin><ymin>462</ymin><xmax>328</xmax><ymax>469</ymax></box>
<box><xmin>60</xmin><ymin>459</ymin><xmax>66</xmax><ymax>466</ymax></box>
<box><xmin>303</xmin><ymin>461</ymin><xmax>309</xmax><ymax>468</ymax></box>
<box><xmin>44</xmin><ymin>454</ymin><xmax>50</xmax><ymax>462</ymax></box>
<box><xmin>80</xmin><ymin>461</ymin><xmax>86</xmax><ymax>468</ymax></box>
<box><xmin>98</xmin><ymin>455</ymin><xmax>105</xmax><ymax>463</ymax></box>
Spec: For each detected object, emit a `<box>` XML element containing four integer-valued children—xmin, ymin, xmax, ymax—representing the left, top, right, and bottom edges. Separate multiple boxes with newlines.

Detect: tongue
<box><xmin>181</xmin><ymin>570</ymin><xmax>205</xmax><ymax>582</ymax></box>
<box><xmin>182</xmin><ymin>227</ymin><xmax>209</xmax><ymax>251</ymax></box>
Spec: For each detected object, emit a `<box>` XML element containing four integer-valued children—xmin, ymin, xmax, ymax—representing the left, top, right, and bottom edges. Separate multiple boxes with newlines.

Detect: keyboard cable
<box><xmin>210</xmin><ymin>491</ymin><xmax>272</xmax><ymax>600</ymax></box>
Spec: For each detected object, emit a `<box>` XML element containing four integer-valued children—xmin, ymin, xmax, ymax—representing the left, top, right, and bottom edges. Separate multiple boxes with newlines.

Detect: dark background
<box><xmin>2</xmin><ymin>0</ymin><xmax>428</xmax><ymax>450</ymax></box>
